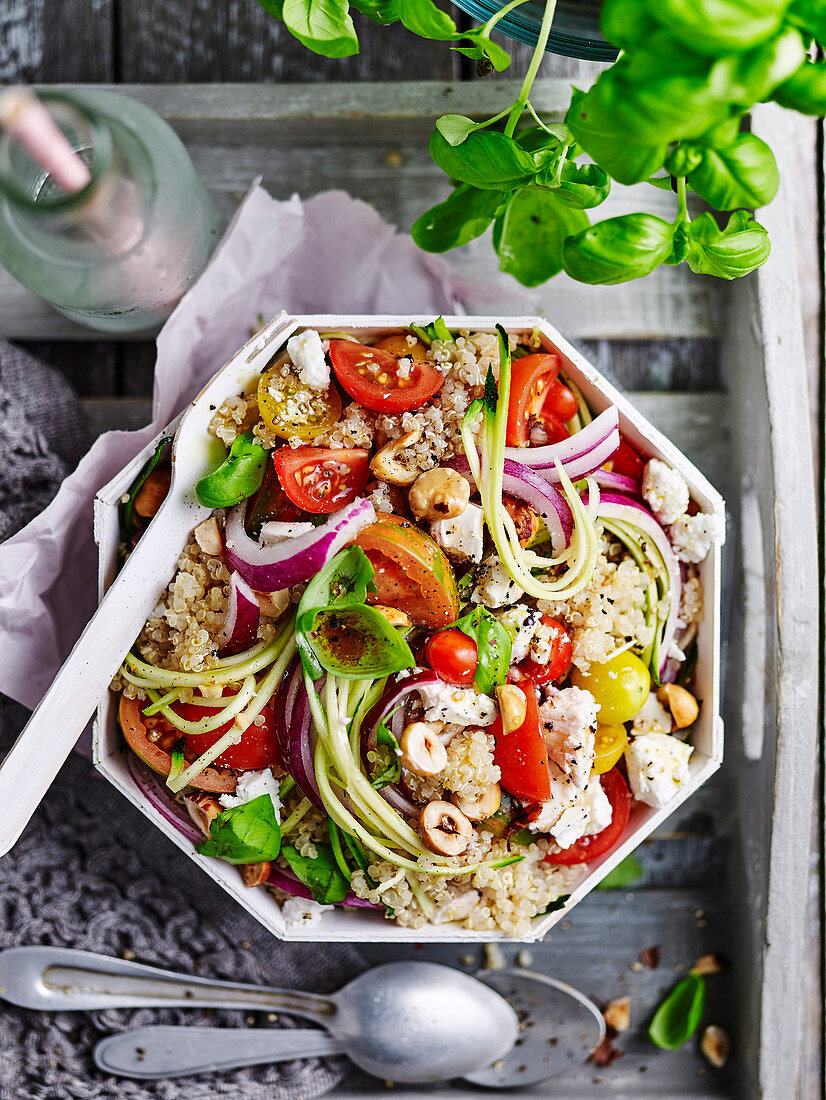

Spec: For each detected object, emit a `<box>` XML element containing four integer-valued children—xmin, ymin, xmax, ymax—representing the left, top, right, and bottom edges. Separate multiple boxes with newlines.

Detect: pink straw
<box><xmin>0</xmin><ymin>86</ymin><xmax>92</xmax><ymax>195</ymax></box>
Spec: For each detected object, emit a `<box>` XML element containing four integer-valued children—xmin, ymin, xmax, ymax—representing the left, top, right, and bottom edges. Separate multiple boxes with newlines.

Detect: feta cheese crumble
<box><xmin>668</xmin><ymin>512</ymin><xmax>723</xmax><ymax>564</ymax></box>
<box><xmin>495</xmin><ymin>604</ymin><xmax>542</xmax><ymax>663</ymax></box>
<box><xmin>642</xmin><ymin>458</ymin><xmax>689</xmax><ymax>526</ymax></box>
<box><xmin>281</xmin><ymin>896</ymin><xmax>331</xmax><ymax>926</ymax></box>
<box><xmin>472</xmin><ymin>556</ymin><xmax>524</xmax><ymax>609</ymax></box>
<box><xmin>287</xmin><ymin>329</ymin><xmax>329</xmax><ymax>390</ymax></box>
<box><xmin>417</xmin><ymin>680</ymin><xmax>498</xmax><ymax>727</ymax></box>
<box><xmin>625</xmin><ymin>732</ymin><xmax>693</xmax><ymax>809</ymax></box>
<box><xmin>632</xmin><ymin>692</ymin><xmax>673</xmax><ymax>736</ymax></box>
<box><xmin>219</xmin><ymin>768</ymin><xmax>282</xmax><ymax>821</ymax></box>
<box><xmin>539</xmin><ymin>685</ymin><xmax>599</xmax><ymax>789</ymax></box>
<box><xmin>431</xmin><ymin>502</ymin><xmax>485</xmax><ymax>563</ymax></box>
<box><xmin>529</xmin><ymin>769</ymin><xmax>612</xmax><ymax>848</ymax></box>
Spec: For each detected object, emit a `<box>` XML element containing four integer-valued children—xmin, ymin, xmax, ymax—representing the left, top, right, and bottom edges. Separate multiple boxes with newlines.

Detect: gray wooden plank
<box><xmin>117</xmin><ymin>0</ymin><xmax>458</xmax><ymax>82</ymax></box>
<box><xmin>0</xmin><ymin>82</ymin><xmax>725</xmax><ymax>342</ymax></box>
<box><xmin>0</xmin><ymin>0</ymin><xmax>114</xmax><ymax>83</ymax></box>
<box><xmin>19</xmin><ymin>341</ymin><xmax>116</xmax><ymax>397</ymax></box>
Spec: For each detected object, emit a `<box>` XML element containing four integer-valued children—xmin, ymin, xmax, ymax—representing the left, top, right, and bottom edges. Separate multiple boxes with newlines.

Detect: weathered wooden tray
<box><xmin>6</xmin><ymin>84</ymin><xmax>817</xmax><ymax>1097</ymax></box>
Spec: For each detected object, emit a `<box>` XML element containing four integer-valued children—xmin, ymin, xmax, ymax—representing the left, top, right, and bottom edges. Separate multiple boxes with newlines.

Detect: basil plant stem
<box><xmin>504</xmin><ymin>0</ymin><xmax>558</xmax><ymax>138</ymax></box>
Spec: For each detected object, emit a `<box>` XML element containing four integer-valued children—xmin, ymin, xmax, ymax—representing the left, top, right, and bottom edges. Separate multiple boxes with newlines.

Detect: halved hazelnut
<box><xmin>400</xmin><ymin>722</ymin><xmax>447</xmax><ymax>776</ymax></box>
<box><xmin>369</xmin><ymin>430</ymin><xmax>422</xmax><ymax>486</ymax></box>
<box><xmin>420</xmin><ymin>800</ymin><xmax>472</xmax><ymax>856</ymax></box>
<box><xmin>603</xmin><ymin>996</ymin><xmax>631</xmax><ymax>1032</ymax></box>
<box><xmin>503</xmin><ymin>494</ymin><xmax>540</xmax><ymax>546</ymax></box>
<box><xmin>373</xmin><ymin>604</ymin><xmax>411</xmax><ymax>629</ymax></box>
<box><xmin>241</xmin><ymin>861</ymin><xmax>271</xmax><ymax>888</ymax></box>
<box><xmin>452</xmin><ymin>782</ymin><xmax>501</xmax><ymax>821</ymax></box>
<box><xmin>656</xmin><ymin>683</ymin><xmax>699</xmax><ymax>729</ymax></box>
<box><xmin>700</xmin><ymin>1024</ymin><xmax>730</xmax><ymax>1068</ymax></box>
<box><xmin>256</xmin><ymin>588</ymin><xmax>290</xmax><ymax>619</ymax></box>
<box><xmin>134</xmin><ymin>468</ymin><xmax>171</xmax><ymax>518</ymax></box>
<box><xmin>194</xmin><ymin>516</ymin><xmax>223</xmax><ymax>556</ymax></box>
<box><xmin>184</xmin><ymin>792</ymin><xmax>223</xmax><ymax>837</ymax></box>
<box><xmin>496</xmin><ymin>684</ymin><xmax>527</xmax><ymax>733</ymax></box>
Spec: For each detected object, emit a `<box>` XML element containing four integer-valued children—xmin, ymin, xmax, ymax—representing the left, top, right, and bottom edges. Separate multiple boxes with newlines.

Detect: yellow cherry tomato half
<box><xmin>374</xmin><ymin>333</ymin><xmax>430</xmax><ymax>361</ymax></box>
<box><xmin>571</xmin><ymin>651</ymin><xmax>651</xmax><ymax>725</ymax></box>
<box><xmin>257</xmin><ymin>365</ymin><xmax>342</xmax><ymax>441</ymax></box>
<box><xmin>591</xmin><ymin>723</ymin><xmax>628</xmax><ymax>775</ymax></box>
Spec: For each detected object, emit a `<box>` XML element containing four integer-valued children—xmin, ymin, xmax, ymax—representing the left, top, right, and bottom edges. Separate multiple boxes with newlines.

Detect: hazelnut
<box><xmin>373</xmin><ymin>604</ymin><xmax>411</xmax><ymax>628</ymax></box>
<box><xmin>133</xmin><ymin>468</ymin><xmax>171</xmax><ymax>518</ymax></box>
<box><xmin>193</xmin><ymin>516</ymin><xmax>223</xmax><ymax>556</ymax></box>
<box><xmin>452</xmin><ymin>782</ymin><xmax>501</xmax><ymax>821</ymax></box>
<box><xmin>409</xmin><ymin>468</ymin><xmax>470</xmax><ymax>522</ymax></box>
<box><xmin>700</xmin><ymin>1024</ymin><xmax>730</xmax><ymax>1069</ymax></box>
<box><xmin>256</xmin><ymin>588</ymin><xmax>290</xmax><ymax>619</ymax></box>
<box><xmin>369</xmin><ymin>430</ymin><xmax>422</xmax><ymax>485</ymax></box>
<box><xmin>420</xmin><ymin>800</ymin><xmax>472</xmax><ymax>856</ymax></box>
<box><xmin>503</xmin><ymin>494</ymin><xmax>540</xmax><ymax>546</ymax></box>
<box><xmin>603</xmin><ymin>996</ymin><xmax>631</xmax><ymax>1032</ymax></box>
<box><xmin>496</xmin><ymin>684</ymin><xmax>527</xmax><ymax>733</ymax></box>
<box><xmin>656</xmin><ymin>683</ymin><xmax>699</xmax><ymax>729</ymax></box>
<box><xmin>400</xmin><ymin>722</ymin><xmax>447</xmax><ymax>776</ymax></box>
<box><xmin>183</xmin><ymin>792</ymin><xmax>223</xmax><ymax>837</ymax></box>
<box><xmin>691</xmin><ymin>953</ymin><xmax>724</xmax><ymax>976</ymax></box>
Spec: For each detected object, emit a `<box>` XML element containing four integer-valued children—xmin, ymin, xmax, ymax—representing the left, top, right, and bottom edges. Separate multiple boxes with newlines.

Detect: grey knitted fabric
<box><xmin>0</xmin><ymin>343</ymin><xmax>364</xmax><ymax>1099</ymax></box>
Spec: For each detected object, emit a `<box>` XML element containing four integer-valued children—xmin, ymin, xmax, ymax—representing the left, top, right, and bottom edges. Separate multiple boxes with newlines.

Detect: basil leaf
<box><xmin>686</xmin><ymin>210</ymin><xmax>771</xmax><ymax>279</ymax></box>
<box><xmin>548</xmin><ymin>161</ymin><xmax>611</xmax><ymax>210</ymax></box>
<box><xmin>451</xmin><ymin>605</ymin><xmax>511</xmax><ymax>693</ymax></box>
<box><xmin>281</xmin><ymin>0</ymin><xmax>359</xmax><ymax>58</ymax></box>
<box><xmin>350</xmin><ymin>0</ymin><xmax>400</xmax><ymax>24</ymax></box>
<box><xmin>562</xmin><ymin>213</ymin><xmax>675</xmax><ymax>285</ymax></box>
<box><xmin>371</xmin><ymin>710</ymin><xmax>402</xmax><ymax>789</ymax></box>
<box><xmin>537</xmin><ymin>894</ymin><xmax>570</xmax><ymax>915</ymax></box>
<box><xmin>429</xmin><ymin>129</ymin><xmax>537</xmax><ymax>191</ymax></box>
<box><xmin>644</xmin><ymin>0</ymin><xmax>787</xmax><ymax>56</ymax></box>
<box><xmin>566</xmin><ymin>88</ymin><xmax>668</xmax><ymax>186</ymax></box>
<box><xmin>688</xmin><ymin>133</ymin><xmax>779</xmax><ymax>210</ymax></box>
<box><xmin>718</xmin><ymin>26</ymin><xmax>806</xmax><ymax>105</ymax></box>
<box><xmin>281</xmin><ymin>843</ymin><xmax>351</xmax><ymax>904</ymax></box>
<box><xmin>600</xmin><ymin>0</ymin><xmax>658</xmax><ymax>50</ymax></box>
<box><xmin>454</xmin><ymin>34</ymin><xmax>511</xmax><ymax>73</ymax></box>
<box><xmin>786</xmin><ymin>0</ymin><xmax>826</xmax><ymax>44</ymax></box>
<box><xmin>596</xmin><ymin>854</ymin><xmax>643</xmax><ymax>889</ymax></box>
<box><xmin>396</xmin><ymin>0</ymin><xmax>456</xmax><ymax>40</ymax></box>
<box><xmin>649</xmin><ymin>973</ymin><xmax>706</xmax><ymax>1050</ymax></box>
<box><xmin>664</xmin><ymin>145</ymin><xmax>704</xmax><ymax>178</ymax></box>
<box><xmin>298</xmin><ymin>546</ymin><xmax>376</xmax><ymax>616</ymax></box>
<box><xmin>665</xmin><ymin>221</ymin><xmax>692</xmax><ymax>266</ymax></box>
<box><xmin>493</xmin><ymin>186</ymin><xmax>589</xmax><ymax>287</ymax></box>
<box><xmin>196</xmin><ymin>431</ymin><xmax>268</xmax><ymax>509</ymax></box>
<box><xmin>120</xmin><ymin>438</ymin><xmax>169</xmax><ymax>543</ymax></box>
<box><xmin>773</xmin><ymin>58</ymin><xmax>826</xmax><ymax>114</ymax></box>
<box><xmin>435</xmin><ymin>115</ymin><xmax>483</xmax><ymax>147</ymax></box>
<box><xmin>298</xmin><ymin>603</ymin><xmax>415</xmax><ymax>679</ymax></box>
<box><xmin>197</xmin><ymin>795</ymin><xmax>282</xmax><ymax>865</ymax></box>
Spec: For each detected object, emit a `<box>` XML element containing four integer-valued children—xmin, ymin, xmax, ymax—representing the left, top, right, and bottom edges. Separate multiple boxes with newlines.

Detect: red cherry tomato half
<box><xmin>536</xmin><ymin>409</ymin><xmax>570</xmax><ymax>444</ymax></box>
<box><xmin>425</xmin><ymin>629</ymin><xmax>478</xmax><ymax>686</ymax></box>
<box><xmin>176</xmin><ymin>693</ymin><xmax>281</xmax><ymax>772</ymax></box>
<box><xmin>611</xmin><ymin>439</ymin><xmax>646</xmax><ymax>483</ymax></box>
<box><xmin>518</xmin><ymin>616</ymin><xmax>572</xmax><ymax>684</ymax></box>
<box><xmin>543</xmin><ymin>767</ymin><xmax>631</xmax><ymax>865</ymax></box>
<box><xmin>544</xmin><ymin>380</ymin><xmax>578</xmax><ymax>422</ymax></box>
<box><xmin>506</xmin><ymin>352</ymin><xmax>562</xmax><ymax>446</ymax></box>
<box><xmin>492</xmin><ymin>675</ymin><xmax>551</xmax><ymax>803</ymax></box>
<box><xmin>329</xmin><ymin>339</ymin><xmax>444</xmax><ymax>414</ymax></box>
<box><xmin>273</xmin><ymin>446</ymin><xmax>369</xmax><ymax>514</ymax></box>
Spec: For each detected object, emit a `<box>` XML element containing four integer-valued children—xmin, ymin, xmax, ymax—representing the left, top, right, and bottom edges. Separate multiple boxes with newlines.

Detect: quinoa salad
<box><xmin>114</xmin><ymin>319</ymin><xmax>722</xmax><ymax>938</ymax></box>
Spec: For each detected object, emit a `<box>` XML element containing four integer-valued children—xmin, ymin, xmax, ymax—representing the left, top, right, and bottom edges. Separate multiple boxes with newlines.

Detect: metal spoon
<box><xmin>0</xmin><ymin>311</ymin><xmax>299</xmax><ymax>857</ymax></box>
<box><xmin>92</xmin><ymin>969</ymin><xmax>606</xmax><ymax>1086</ymax></box>
<box><xmin>0</xmin><ymin>946</ymin><xmax>518</xmax><ymax>1083</ymax></box>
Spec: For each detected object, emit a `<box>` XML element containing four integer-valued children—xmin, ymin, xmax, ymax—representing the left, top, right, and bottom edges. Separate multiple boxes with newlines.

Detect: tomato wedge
<box><xmin>353</xmin><ymin>513</ymin><xmax>459</xmax><ymax>628</ymax></box>
<box><xmin>492</xmin><ymin>675</ymin><xmax>551</xmax><ymax>803</ymax></box>
<box><xmin>174</xmin><ymin>692</ymin><xmax>281</xmax><ymax>771</ymax></box>
<box><xmin>329</xmin><ymin>339</ymin><xmax>444</xmax><ymax>413</ymax></box>
<box><xmin>273</xmin><ymin>446</ymin><xmax>369</xmax><ymax>514</ymax></box>
<box><xmin>119</xmin><ymin>695</ymin><xmax>235</xmax><ymax>793</ymax></box>
<box><xmin>611</xmin><ymin>439</ymin><xmax>646</xmax><ymax>482</ymax></box>
<box><xmin>245</xmin><ymin>454</ymin><xmax>307</xmax><ymax>535</ymax></box>
<box><xmin>518</xmin><ymin>616</ymin><xmax>572</xmax><ymax>684</ymax></box>
<box><xmin>545</xmin><ymin>380</ymin><xmax>578</xmax><ymax>422</ymax></box>
<box><xmin>543</xmin><ymin>767</ymin><xmax>631</xmax><ymax>865</ymax></box>
<box><xmin>506</xmin><ymin>352</ymin><xmax>562</xmax><ymax>446</ymax></box>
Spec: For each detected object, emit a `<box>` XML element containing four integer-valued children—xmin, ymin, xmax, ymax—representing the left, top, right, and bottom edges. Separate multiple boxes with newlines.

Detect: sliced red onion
<box><xmin>128</xmin><ymin>755</ymin><xmax>204</xmax><ymax>844</ymax></box>
<box><xmin>285</xmin><ymin>676</ymin><xmax>324</xmax><ymax>809</ymax></box>
<box><xmin>451</xmin><ymin>455</ymin><xmax>573</xmax><ymax>553</ymax></box>
<box><xmin>362</xmin><ymin>670</ymin><xmax>440</xmax><ymax>818</ymax></box>
<box><xmin>224</xmin><ymin>497</ymin><xmax>376</xmax><ymax>592</ymax></box>
<box><xmin>217</xmin><ymin>572</ymin><xmax>261</xmax><ymax>657</ymax></box>
<box><xmin>590</xmin><ymin>491</ymin><xmax>682</xmax><ymax>677</ymax></box>
<box><xmin>591</xmin><ymin>469</ymin><xmax>641</xmax><ymax>495</ymax></box>
<box><xmin>537</xmin><ymin>431</ymin><xmax>619</xmax><ymax>484</ymax></box>
<box><xmin>504</xmin><ymin>407</ymin><xmax>619</xmax><ymax>470</ymax></box>
<box><xmin>268</xmin><ymin>865</ymin><xmax>383</xmax><ymax>910</ymax></box>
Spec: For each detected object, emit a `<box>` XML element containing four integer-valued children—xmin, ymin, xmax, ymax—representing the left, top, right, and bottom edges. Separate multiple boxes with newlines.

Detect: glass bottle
<box><xmin>0</xmin><ymin>88</ymin><xmax>218</xmax><ymax>334</ymax></box>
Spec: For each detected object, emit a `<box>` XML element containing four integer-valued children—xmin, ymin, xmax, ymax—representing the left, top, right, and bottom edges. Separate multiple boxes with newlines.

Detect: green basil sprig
<box><xmin>649</xmin><ymin>973</ymin><xmax>707</xmax><ymax>1050</ymax></box>
<box><xmin>281</xmin><ymin>842</ymin><xmax>351</xmax><ymax>904</ymax></box>
<box><xmin>196</xmin><ymin>431</ymin><xmax>268</xmax><ymax>509</ymax></box>
<box><xmin>196</xmin><ymin>794</ymin><xmax>282</xmax><ymax>865</ymax></box>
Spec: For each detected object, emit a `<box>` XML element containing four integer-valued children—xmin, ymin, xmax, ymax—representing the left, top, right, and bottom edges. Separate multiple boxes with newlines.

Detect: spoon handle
<box><xmin>0</xmin><ymin>947</ymin><xmax>336</xmax><ymax>1023</ymax></box>
<box><xmin>94</xmin><ymin>1025</ymin><xmax>345</xmax><ymax>1079</ymax></box>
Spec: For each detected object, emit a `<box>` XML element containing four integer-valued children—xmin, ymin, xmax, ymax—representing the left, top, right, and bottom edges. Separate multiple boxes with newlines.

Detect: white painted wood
<box><xmin>0</xmin><ymin>81</ymin><xmax>722</xmax><ymax>341</ymax></box>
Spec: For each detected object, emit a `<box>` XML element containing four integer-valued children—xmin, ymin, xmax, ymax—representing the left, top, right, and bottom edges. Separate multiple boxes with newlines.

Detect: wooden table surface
<box><xmin>2</xmin><ymin>4</ymin><xmax>823</xmax><ymax>1098</ymax></box>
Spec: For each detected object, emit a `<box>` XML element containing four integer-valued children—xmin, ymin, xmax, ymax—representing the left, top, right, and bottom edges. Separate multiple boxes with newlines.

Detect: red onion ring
<box><xmin>267</xmin><ymin>865</ymin><xmax>383</xmax><ymax>910</ymax></box>
<box><xmin>217</xmin><ymin>572</ymin><xmax>261</xmax><ymax>657</ymax></box>
<box><xmin>286</xmin><ymin>678</ymin><xmax>324</xmax><ymax>809</ymax></box>
<box><xmin>224</xmin><ymin>497</ymin><xmax>376</xmax><ymax>592</ymax></box>
<box><xmin>591</xmin><ymin>468</ymin><xmax>641</xmax><ymax>495</ymax></box>
<box><xmin>128</xmin><ymin>755</ymin><xmax>204</xmax><ymax>844</ymax></box>
<box><xmin>504</xmin><ymin>407</ymin><xmax>619</xmax><ymax>469</ymax></box>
